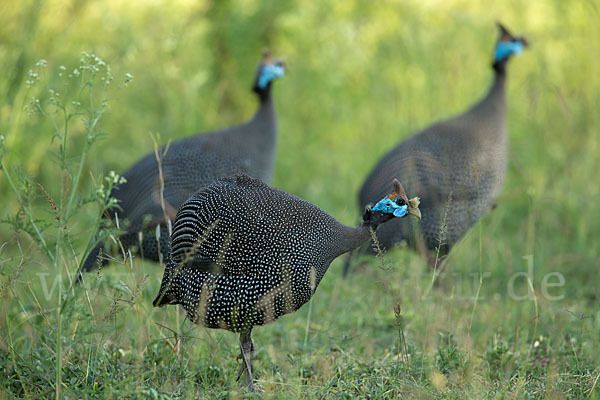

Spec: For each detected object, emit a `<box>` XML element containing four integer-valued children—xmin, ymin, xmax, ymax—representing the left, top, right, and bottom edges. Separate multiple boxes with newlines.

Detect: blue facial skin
<box><xmin>494</xmin><ymin>40</ymin><xmax>524</xmax><ymax>61</ymax></box>
<box><xmin>371</xmin><ymin>198</ymin><xmax>408</xmax><ymax>218</ymax></box>
<box><xmin>257</xmin><ymin>63</ymin><xmax>285</xmax><ymax>89</ymax></box>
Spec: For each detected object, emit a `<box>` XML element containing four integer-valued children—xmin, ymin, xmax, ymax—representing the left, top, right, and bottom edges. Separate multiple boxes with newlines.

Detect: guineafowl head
<box><xmin>363</xmin><ymin>179</ymin><xmax>421</xmax><ymax>227</ymax></box>
<box><xmin>493</xmin><ymin>22</ymin><xmax>529</xmax><ymax>71</ymax></box>
<box><xmin>253</xmin><ymin>49</ymin><xmax>285</xmax><ymax>97</ymax></box>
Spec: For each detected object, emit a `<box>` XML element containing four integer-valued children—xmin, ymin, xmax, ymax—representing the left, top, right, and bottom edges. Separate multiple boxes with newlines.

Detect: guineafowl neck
<box><xmin>255</xmin><ymin>90</ymin><xmax>275</xmax><ymax>119</ymax></box>
<box><xmin>250</xmin><ymin>90</ymin><xmax>277</xmax><ymax>143</ymax></box>
<box><xmin>491</xmin><ymin>68</ymin><xmax>507</xmax><ymax>98</ymax></box>
<box><xmin>244</xmin><ymin>90</ymin><xmax>277</xmax><ymax>182</ymax></box>
<box><xmin>250</xmin><ymin>90</ymin><xmax>277</xmax><ymax>131</ymax></box>
<box><xmin>484</xmin><ymin>69</ymin><xmax>507</xmax><ymax>106</ymax></box>
<box><xmin>335</xmin><ymin>223</ymin><xmax>378</xmax><ymax>257</ymax></box>
<box><xmin>256</xmin><ymin>86</ymin><xmax>274</xmax><ymax>107</ymax></box>
<box><xmin>469</xmin><ymin>69</ymin><xmax>507</xmax><ymax>123</ymax></box>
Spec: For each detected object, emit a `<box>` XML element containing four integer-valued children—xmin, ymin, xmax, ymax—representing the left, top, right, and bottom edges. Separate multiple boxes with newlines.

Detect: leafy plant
<box><xmin>0</xmin><ymin>53</ymin><xmax>132</xmax><ymax>398</ymax></box>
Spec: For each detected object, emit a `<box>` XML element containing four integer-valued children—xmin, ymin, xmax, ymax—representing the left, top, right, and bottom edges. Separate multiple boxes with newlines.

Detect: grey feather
<box><xmin>353</xmin><ymin>24</ymin><xmax>527</xmax><ymax>263</ymax></box>
<box><xmin>153</xmin><ymin>175</ymin><xmax>413</xmax><ymax>332</ymax></box>
<box><xmin>81</xmin><ymin>53</ymin><xmax>283</xmax><ymax>274</ymax></box>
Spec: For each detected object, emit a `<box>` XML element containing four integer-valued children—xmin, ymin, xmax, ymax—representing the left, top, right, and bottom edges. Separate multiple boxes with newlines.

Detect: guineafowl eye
<box><xmin>395</xmin><ymin>198</ymin><xmax>406</xmax><ymax>206</ymax></box>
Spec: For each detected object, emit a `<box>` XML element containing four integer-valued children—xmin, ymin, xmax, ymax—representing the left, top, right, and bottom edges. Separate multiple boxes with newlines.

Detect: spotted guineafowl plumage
<box><xmin>81</xmin><ymin>51</ymin><xmax>285</xmax><ymax>276</ymax></box>
<box><xmin>153</xmin><ymin>175</ymin><xmax>420</xmax><ymax>390</ymax></box>
<box><xmin>345</xmin><ymin>23</ymin><xmax>528</xmax><ymax>274</ymax></box>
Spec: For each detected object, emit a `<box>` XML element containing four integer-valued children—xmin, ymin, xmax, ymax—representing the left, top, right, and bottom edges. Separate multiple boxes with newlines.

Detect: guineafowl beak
<box><xmin>408</xmin><ymin>208</ymin><xmax>422</xmax><ymax>219</ymax></box>
<box><xmin>407</xmin><ymin>197</ymin><xmax>422</xmax><ymax>219</ymax></box>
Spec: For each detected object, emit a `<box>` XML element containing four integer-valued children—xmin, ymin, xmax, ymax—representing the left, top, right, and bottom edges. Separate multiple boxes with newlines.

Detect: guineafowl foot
<box><xmin>342</xmin><ymin>250</ymin><xmax>356</xmax><ymax>277</ymax></box>
<box><xmin>236</xmin><ymin>354</ymin><xmax>255</xmax><ymax>391</ymax></box>
<box><xmin>236</xmin><ymin>329</ymin><xmax>256</xmax><ymax>391</ymax></box>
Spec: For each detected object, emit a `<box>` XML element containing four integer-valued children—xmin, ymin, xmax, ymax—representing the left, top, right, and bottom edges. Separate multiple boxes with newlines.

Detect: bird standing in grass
<box><xmin>153</xmin><ymin>175</ymin><xmax>421</xmax><ymax>390</ymax></box>
<box><xmin>81</xmin><ymin>51</ymin><xmax>285</xmax><ymax>276</ymax></box>
<box><xmin>345</xmin><ymin>23</ymin><xmax>528</xmax><ymax>274</ymax></box>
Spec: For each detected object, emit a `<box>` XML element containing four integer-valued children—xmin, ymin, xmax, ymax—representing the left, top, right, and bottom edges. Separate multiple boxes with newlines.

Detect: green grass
<box><xmin>1</xmin><ymin>0</ymin><xmax>599</xmax><ymax>398</ymax></box>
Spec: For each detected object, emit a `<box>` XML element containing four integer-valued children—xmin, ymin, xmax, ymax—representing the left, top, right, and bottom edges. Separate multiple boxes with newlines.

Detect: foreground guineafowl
<box><xmin>153</xmin><ymin>175</ymin><xmax>421</xmax><ymax>390</ymax></box>
<box><xmin>81</xmin><ymin>51</ymin><xmax>285</xmax><ymax>275</ymax></box>
<box><xmin>344</xmin><ymin>23</ymin><xmax>528</xmax><ymax>274</ymax></box>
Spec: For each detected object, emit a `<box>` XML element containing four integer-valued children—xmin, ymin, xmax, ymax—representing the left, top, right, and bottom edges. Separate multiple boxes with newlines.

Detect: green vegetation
<box><xmin>0</xmin><ymin>0</ymin><xmax>598</xmax><ymax>398</ymax></box>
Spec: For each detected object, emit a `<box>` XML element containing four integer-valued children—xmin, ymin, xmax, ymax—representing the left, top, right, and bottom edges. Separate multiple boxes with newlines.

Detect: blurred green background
<box><xmin>1</xmin><ymin>0</ymin><xmax>599</xmax><ymax>397</ymax></box>
<box><xmin>2</xmin><ymin>0</ymin><xmax>597</xmax><ymax>221</ymax></box>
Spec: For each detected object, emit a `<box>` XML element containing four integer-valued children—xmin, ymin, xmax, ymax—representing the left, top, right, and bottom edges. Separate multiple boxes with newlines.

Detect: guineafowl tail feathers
<box><xmin>152</xmin><ymin>291</ymin><xmax>177</xmax><ymax>307</ymax></box>
<box><xmin>153</xmin><ymin>272</ymin><xmax>178</xmax><ymax>306</ymax></box>
<box><xmin>153</xmin><ymin>262</ymin><xmax>180</xmax><ymax>307</ymax></box>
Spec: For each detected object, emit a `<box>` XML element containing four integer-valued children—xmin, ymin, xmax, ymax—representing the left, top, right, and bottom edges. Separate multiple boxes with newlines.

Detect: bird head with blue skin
<box><xmin>363</xmin><ymin>179</ymin><xmax>421</xmax><ymax>226</ymax></box>
<box><xmin>493</xmin><ymin>22</ymin><xmax>529</xmax><ymax>71</ymax></box>
<box><xmin>253</xmin><ymin>49</ymin><xmax>285</xmax><ymax>98</ymax></box>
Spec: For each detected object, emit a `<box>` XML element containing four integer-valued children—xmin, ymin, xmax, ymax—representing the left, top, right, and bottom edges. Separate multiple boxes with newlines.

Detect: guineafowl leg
<box><xmin>236</xmin><ymin>328</ymin><xmax>255</xmax><ymax>390</ymax></box>
<box><xmin>341</xmin><ymin>250</ymin><xmax>356</xmax><ymax>277</ymax></box>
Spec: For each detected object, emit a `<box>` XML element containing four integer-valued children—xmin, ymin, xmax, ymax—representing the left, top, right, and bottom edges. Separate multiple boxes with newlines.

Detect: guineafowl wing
<box><xmin>112</xmin><ymin>134</ymin><xmax>245</xmax><ymax>233</ymax></box>
<box><xmin>167</xmin><ymin>175</ymin><xmax>339</xmax><ymax>281</ymax></box>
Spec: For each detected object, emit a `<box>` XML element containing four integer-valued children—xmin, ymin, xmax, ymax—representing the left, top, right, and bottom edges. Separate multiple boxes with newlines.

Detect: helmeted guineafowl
<box><xmin>153</xmin><ymin>175</ymin><xmax>421</xmax><ymax>390</ymax></box>
<box><xmin>81</xmin><ymin>51</ymin><xmax>285</xmax><ymax>276</ymax></box>
<box><xmin>344</xmin><ymin>23</ymin><xmax>528</xmax><ymax>274</ymax></box>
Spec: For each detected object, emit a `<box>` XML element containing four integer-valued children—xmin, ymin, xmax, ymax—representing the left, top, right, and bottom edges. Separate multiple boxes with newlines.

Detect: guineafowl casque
<box><xmin>153</xmin><ymin>175</ymin><xmax>421</xmax><ymax>390</ymax></box>
<box><xmin>344</xmin><ymin>23</ymin><xmax>528</xmax><ymax>275</ymax></box>
<box><xmin>81</xmin><ymin>51</ymin><xmax>285</xmax><ymax>276</ymax></box>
